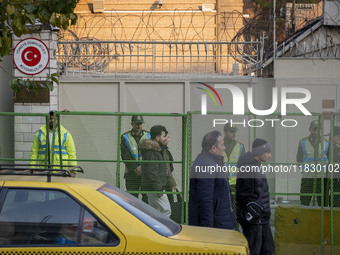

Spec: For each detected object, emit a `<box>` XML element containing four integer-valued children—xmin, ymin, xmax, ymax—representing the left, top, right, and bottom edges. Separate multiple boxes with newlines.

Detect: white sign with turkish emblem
<box><xmin>13</xmin><ymin>38</ymin><xmax>50</xmax><ymax>75</ymax></box>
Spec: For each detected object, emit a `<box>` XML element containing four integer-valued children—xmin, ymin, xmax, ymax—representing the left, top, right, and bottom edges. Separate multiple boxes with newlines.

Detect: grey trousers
<box><xmin>147</xmin><ymin>193</ymin><xmax>171</xmax><ymax>217</ymax></box>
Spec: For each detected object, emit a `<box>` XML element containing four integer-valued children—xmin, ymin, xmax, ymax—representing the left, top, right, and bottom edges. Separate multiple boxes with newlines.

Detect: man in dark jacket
<box><xmin>236</xmin><ymin>138</ymin><xmax>275</xmax><ymax>255</ymax></box>
<box><xmin>189</xmin><ymin>130</ymin><xmax>236</xmax><ymax>230</ymax></box>
<box><xmin>139</xmin><ymin>125</ymin><xmax>171</xmax><ymax>217</ymax></box>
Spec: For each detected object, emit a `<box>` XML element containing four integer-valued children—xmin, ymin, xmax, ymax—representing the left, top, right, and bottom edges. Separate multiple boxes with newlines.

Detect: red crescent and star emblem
<box><xmin>22</xmin><ymin>46</ymin><xmax>41</xmax><ymax>66</ymax></box>
<box><xmin>13</xmin><ymin>38</ymin><xmax>49</xmax><ymax>75</ymax></box>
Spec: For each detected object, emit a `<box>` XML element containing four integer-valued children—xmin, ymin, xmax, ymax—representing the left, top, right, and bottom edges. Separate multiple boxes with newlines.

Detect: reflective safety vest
<box><xmin>124</xmin><ymin>131</ymin><xmax>150</xmax><ymax>165</ymax></box>
<box><xmin>224</xmin><ymin>143</ymin><xmax>243</xmax><ymax>186</ymax></box>
<box><xmin>301</xmin><ymin>139</ymin><xmax>328</xmax><ymax>162</ymax></box>
<box><xmin>301</xmin><ymin>138</ymin><xmax>328</xmax><ymax>177</ymax></box>
<box><xmin>30</xmin><ymin>124</ymin><xmax>77</xmax><ymax>169</ymax></box>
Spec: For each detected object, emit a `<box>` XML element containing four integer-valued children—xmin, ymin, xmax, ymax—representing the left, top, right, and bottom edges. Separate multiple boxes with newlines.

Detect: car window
<box><xmin>99</xmin><ymin>183</ymin><xmax>181</xmax><ymax>237</ymax></box>
<box><xmin>0</xmin><ymin>188</ymin><xmax>119</xmax><ymax>246</ymax></box>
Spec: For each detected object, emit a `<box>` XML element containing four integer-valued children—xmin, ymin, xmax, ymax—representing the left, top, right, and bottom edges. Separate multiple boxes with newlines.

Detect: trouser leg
<box><xmin>240</xmin><ymin>223</ymin><xmax>275</xmax><ymax>255</ymax></box>
<box><xmin>125</xmin><ymin>173</ymin><xmax>148</xmax><ymax>202</ymax></box>
<box><xmin>333</xmin><ymin>179</ymin><xmax>340</xmax><ymax>207</ymax></box>
<box><xmin>147</xmin><ymin>193</ymin><xmax>171</xmax><ymax>217</ymax></box>
<box><xmin>259</xmin><ymin>223</ymin><xmax>275</xmax><ymax>255</ymax></box>
<box><xmin>240</xmin><ymin>223</ymin><xmax>262</xmax><ymax>255</ymax></box>
<box><xmin>300</xmin><ymin>178</ymin><xmax>313</xmax><ymax>206</ymax></box>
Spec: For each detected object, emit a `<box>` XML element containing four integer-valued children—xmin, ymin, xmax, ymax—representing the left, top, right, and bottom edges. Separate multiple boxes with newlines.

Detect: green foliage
<box><xmin>10</xmin><ymin>73</ymin><xmax>60</xmax><ymax>93</ymax></box>
<box><xmin>254</xmin><ymin>0</ymin><xmax>272</xmax><ymax>8</ymax></box>
<box><xmin>0</xmin><ymin>0</ymin><xmax>79</xmax><ymax>59</ymax></box>
<box><xmin>1</xmin><ymin>0</ymin><xmax>78</xmax><ymax>92</ymax></box>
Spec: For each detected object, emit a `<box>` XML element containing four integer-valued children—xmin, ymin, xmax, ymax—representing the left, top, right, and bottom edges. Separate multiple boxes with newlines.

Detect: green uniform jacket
<box><xmin>30</xmin><ymin>124</ymin><xmax>77</xmax><ymax>168</ymax></box>
<box><xmin>120</xmin><ymin>130</ymin><xmax>150</xmax><ymax>174</ymax></box>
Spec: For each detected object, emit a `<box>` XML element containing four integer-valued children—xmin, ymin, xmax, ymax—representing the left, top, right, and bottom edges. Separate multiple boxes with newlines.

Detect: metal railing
<box><xmin>4</xmin><ymin>110</ymin><xmax>340</xmax><ymax>253</ymax></box>
<box><xmin>0</xmin><ymin>112</ymin><xmax>188</xmax><ymax>224</ymax></box>
<box><xmin>56</xmin><ymin>40</ymin><xmax>263</xmax><ymax>78</ymax></box>
<box><xmin>276</xmin><ymin>39</ymin><xmax>340</xmax><ymax>59</ymax></box>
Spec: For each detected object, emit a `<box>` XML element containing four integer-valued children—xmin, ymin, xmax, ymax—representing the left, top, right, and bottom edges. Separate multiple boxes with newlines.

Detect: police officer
<box><xmin>223</xmin><ymin>124</ymin><xmax>245</xmax><ymax>192</ymax></box>
<box><xmin>121</xmin><ymin>115</ymin><xmax>150</xmax><ymax>202</ymax></box>
<box><xmin>297</xmin><ymin>120</ymin><xmax>329</xmax><ymax>206</ymax></box>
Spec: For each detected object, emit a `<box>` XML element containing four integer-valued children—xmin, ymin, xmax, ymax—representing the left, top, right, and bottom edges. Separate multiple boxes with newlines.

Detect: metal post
<box><xmin>185</xmin><ymin>112</ymin><xmax>192</xmax><ymax>224</ymax></box>
<box><xmin>57</xmin><ymin>113</ymin><xmax>62</xmax><ymax>167</ymax></box>
<box><xmin>46</xmin><ymin>114</ymin><xmax>51</xmax><ymax>166</ymax></box>
<box><xmin>273</xmin><ymin>0</ymin><xmax>276</xmax><ymax>72</ymax></box>
<box><xmin>116</xmin><ymin>115</ymin><xmax>122</xmax><ymax>188</ymax></box>
<box><xmin>273</xmin><ymin>0</ymin><xmax>276</xmax><ymax>55</ymax></box>
<box><xmin>330</xmin><ymin>113</ymin><xmax>335</xmax><ymax>255</ymax></box>
<box><xmin>181</xmin><ymin>115</ymin><xmax>187</xmax><ymax>224</ymax></box>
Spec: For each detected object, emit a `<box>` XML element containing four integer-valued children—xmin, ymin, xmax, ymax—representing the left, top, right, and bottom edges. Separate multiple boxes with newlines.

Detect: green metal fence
<box><xmin>328</xmin><ymin>112</ymin><xmax>340</xmax><ymax>255</ymax></box>
<box><xmin>0</xmin><ymin>111</ymin><xmax>187</xmax><ymax>224</ymax></box>
<box><xmin>186</xmin><ymin>111</ymin><xmax>338</xmax><ymax>255</ymax></box>
<box><xmin>2</xmin><ymin>110</ymin><xmax>340</xmax><ymax>254</ymax></box>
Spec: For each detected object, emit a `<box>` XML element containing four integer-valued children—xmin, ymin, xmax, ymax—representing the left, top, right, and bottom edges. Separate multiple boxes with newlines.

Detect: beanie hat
<box><xmin>252</xmin><ymin>138</ymin><xmax>272</xmax><ymax>156</ymax></box>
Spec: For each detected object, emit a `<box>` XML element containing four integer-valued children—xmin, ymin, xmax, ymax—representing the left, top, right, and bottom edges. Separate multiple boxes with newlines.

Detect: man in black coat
<box><xmin>189</xmin><ymin>130</ymin><xmax>236</xmax><ymax>230</ymax></box>
<box><xmin>236</xmin><ymin>138</ymin><xmax>275</xmax><ymax>255</ymax></box>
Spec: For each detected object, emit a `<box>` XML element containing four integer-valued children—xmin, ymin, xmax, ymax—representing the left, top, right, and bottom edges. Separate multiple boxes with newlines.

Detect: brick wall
<box><xmin>62</xmin><ymin>0</ymin><xmax>244</xmax><ymax>74</ymax></box>
<box><xmin>73</xmin><ymin>0</ymin><xmax>243</xmax><ymax>42</ymax></box>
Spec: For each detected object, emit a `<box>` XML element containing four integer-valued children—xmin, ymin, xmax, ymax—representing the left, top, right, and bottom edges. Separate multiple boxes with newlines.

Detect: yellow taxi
<box><xmin>0</xmin><ymin>165</ymin><xmax>248</xmax><ymax>254</ymax></box>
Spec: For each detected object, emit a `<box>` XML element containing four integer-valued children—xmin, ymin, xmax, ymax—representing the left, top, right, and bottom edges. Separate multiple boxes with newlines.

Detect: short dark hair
<box><xmin>150</xmin><ymin>125</ymin><xmax>167</xmax><ymax>140</ymax></box>
<box><xmin>201</xmin><ymin>130</ymin><xmax>222</xmax><ymax>152</ymax></box>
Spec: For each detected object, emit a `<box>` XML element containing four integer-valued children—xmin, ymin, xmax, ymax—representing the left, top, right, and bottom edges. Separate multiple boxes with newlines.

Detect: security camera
<box><xmin>158</xmin><ymin>0</ymin><xmax>163</xmax><ymax>7</ymax></box>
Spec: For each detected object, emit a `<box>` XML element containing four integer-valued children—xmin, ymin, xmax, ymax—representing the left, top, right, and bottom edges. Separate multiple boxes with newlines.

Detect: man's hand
<box><xmin>135</xmin><ymin>166</ymin><xmax>142</xmax><ymax>176</ymax></box>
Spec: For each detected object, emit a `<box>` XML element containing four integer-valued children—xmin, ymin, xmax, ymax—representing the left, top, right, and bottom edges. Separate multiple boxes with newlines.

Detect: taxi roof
<box><xmin>0</xmin><ymin>164</ymin><xmax>106</xmax><ymax>189</ymax></box>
